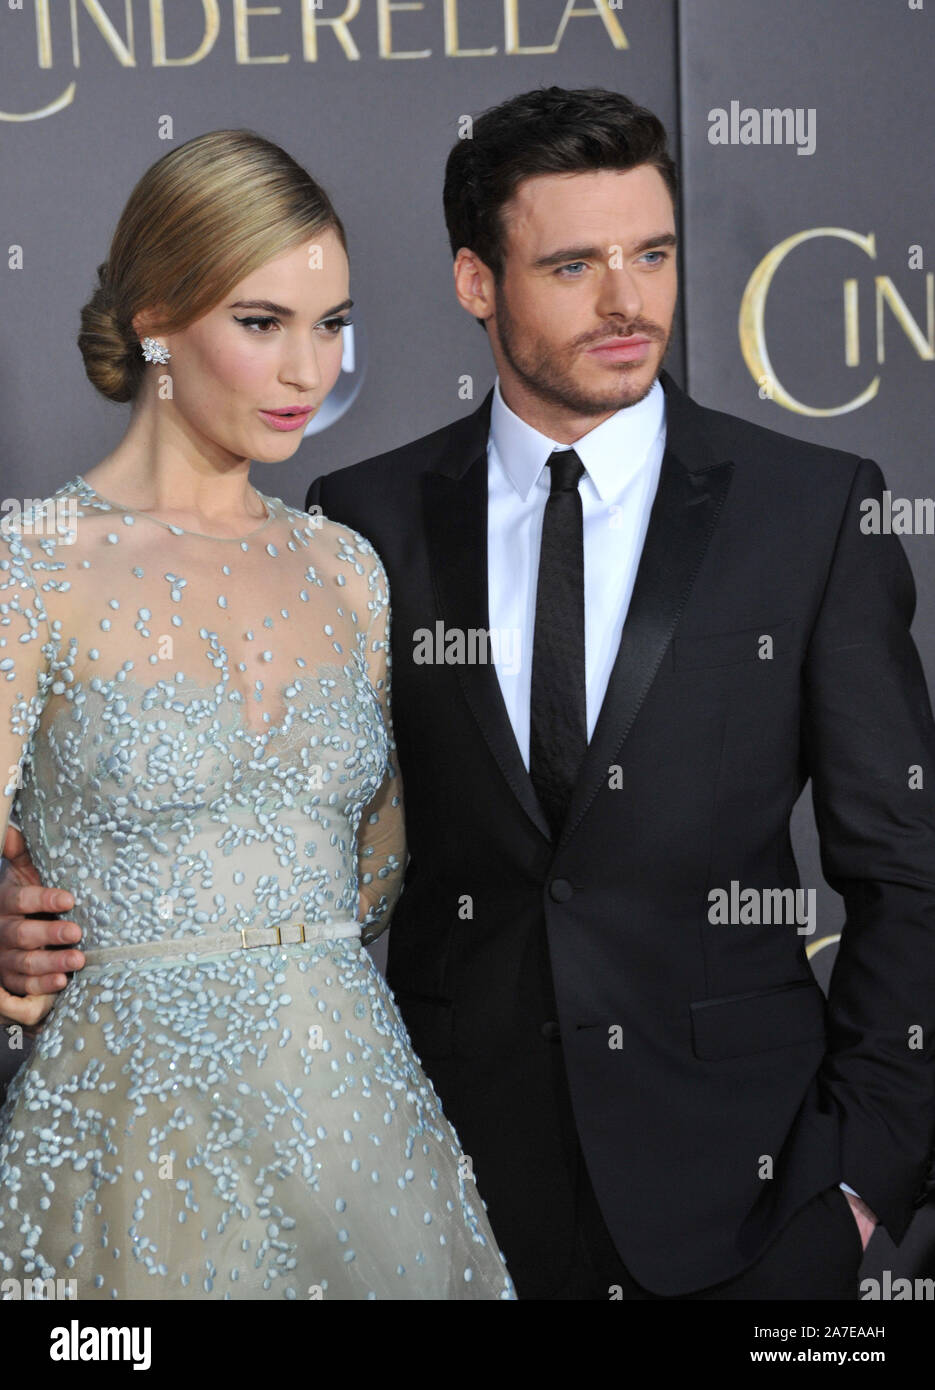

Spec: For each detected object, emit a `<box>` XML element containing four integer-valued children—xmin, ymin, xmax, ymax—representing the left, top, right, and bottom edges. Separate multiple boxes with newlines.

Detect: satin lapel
<box><xmin>422</xmin><ymin>390</ymin><xmax>553</xmax><ymax>839</ymax></box>
<box><xmin>556</xmin><ymin>371</ymin><xmax>734</xmax><ymax>849</ymax></box>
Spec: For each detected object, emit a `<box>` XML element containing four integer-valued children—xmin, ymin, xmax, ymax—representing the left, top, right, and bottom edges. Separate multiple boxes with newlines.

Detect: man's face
<box><xmin>487</xmin><ymin>165</ymin><xmax>677</xmax><ymax>416</ymax></box>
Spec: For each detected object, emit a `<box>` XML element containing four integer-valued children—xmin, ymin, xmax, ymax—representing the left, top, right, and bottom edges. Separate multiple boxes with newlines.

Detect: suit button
<box><xmin>541</xmin><ymin>1020</ymin><xmax>561</xmax><ymax>1042</ymax></box>
<box><xmin>549</xmin><ymin>878</ymin><xmax>573</xmax><ymax>902</ymax></box>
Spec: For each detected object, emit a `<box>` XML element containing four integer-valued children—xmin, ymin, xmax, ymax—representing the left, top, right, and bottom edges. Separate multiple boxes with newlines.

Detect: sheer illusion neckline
<box><xmin>72</xmin><ymin>474</ymin><xmax>276</xmax><ymax>541</ymax></box>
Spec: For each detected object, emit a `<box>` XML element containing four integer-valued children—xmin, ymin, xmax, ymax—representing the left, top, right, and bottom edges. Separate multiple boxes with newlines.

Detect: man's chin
<box><xmin>570</xmin><ymin>364</ymin><xmax>661</xmax><ymax>412</ymax></box>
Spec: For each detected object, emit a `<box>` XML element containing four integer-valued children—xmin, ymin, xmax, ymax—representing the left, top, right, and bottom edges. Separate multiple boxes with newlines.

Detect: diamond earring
<box><xmin>141</xmin><ymin>336</ymin><xmax>170</xmax><ymax>364</ymax></box>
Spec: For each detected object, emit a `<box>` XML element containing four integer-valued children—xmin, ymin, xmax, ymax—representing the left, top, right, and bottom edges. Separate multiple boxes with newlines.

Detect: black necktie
<box><xmin>529</xmin><ymin>448</ymin><xmax>588</xmax><ymax>838</ymax></box>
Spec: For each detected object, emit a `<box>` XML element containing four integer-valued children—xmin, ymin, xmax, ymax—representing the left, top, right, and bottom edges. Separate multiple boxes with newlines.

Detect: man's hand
<box><xmin>844</xmin><ymin>1190</ymin><xmax>878</xmax><ymax>1251</ymax></box>
<box><xmin>0</xmin><ymin>825</ymin><xmax>83</xmax><ymax>1026</ymax></box>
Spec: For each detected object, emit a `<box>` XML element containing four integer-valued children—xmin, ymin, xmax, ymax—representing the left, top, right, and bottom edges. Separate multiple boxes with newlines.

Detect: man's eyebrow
<box><xmin>229</xmin><ymin>297</ymin><xmax>354</xmax><ymax>319</ymax></box>
<box><xmin>631</xmin><ymin>232</ymin><xmax>678</xmax><ymax>255</ymax></box>
<box><xmin>531</xmin><ymin>232</ymin><xmax>677</xmax><ymax>269</ymax></box>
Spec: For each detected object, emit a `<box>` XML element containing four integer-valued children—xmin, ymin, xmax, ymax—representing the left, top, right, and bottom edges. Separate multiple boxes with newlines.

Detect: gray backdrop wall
<box><xmin>2</xmin><ymin>0</ymin><xmax>933</xmax><ymax>1282</ymax></box>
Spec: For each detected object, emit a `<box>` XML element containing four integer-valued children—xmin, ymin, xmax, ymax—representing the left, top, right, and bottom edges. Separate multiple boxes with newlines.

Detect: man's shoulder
<box><xmin>690</xmin><ymin>391</ymin><xmax>867</xmax><ymax>482</ymax></box>
<box><xmin>309</xmin><ymin>411</ymin><xmax>466</xmax><ymax>504</ymax></box>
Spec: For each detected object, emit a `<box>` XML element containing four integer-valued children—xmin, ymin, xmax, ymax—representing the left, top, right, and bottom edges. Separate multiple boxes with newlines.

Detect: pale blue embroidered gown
<box><xmin>0</xmin><ymin>477</ymin><xmax>515</xmax><ymax>1300</ymax></box>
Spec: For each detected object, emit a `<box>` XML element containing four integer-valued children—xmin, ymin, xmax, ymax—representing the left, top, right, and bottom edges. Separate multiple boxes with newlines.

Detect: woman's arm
<box><xmin>0</xmin><ymin>524</ymin><xmax>59</xmax><ymax>1026</ymax></box>
<box><xmin>355</xmin><ymin>550</ymin><xmax>406</xmax><ymax>946</ymax></box>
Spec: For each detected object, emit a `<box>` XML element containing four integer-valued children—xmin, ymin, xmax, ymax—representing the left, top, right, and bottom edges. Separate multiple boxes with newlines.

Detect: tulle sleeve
<box><xmin>0</xmin><ymin>522</ymin><xmax>57</xmax><ymax>845</ymax></box>
<box><xmin>355</xmin><ymin>547</ymin><xmax>406</xmax><ymax>946</ymax></box>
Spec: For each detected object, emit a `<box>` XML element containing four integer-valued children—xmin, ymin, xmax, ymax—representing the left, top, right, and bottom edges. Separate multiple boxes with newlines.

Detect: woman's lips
<box><xmin>258</xmin><ymin>408</ymin><xmax>313</xmax><ymax>432</ymax></box>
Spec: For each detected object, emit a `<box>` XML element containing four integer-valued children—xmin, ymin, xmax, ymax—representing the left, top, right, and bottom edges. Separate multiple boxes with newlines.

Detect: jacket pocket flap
<box><xmin>690</xmin><ymin>979</ymin><xmax>827</xmax><ymax>1060</ymax></box>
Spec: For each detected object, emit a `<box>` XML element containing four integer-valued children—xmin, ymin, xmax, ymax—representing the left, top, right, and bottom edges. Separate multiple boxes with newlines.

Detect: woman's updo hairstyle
<box><xmin>78</xmin><ymin>129</ymin><xmax>347</xmax><ymax>404</ymax></box>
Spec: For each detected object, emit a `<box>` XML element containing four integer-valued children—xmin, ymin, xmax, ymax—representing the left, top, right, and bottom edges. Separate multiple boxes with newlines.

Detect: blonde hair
<box><xmin>78</xmin><ymin>129</ymin><xmax>347</xmax><ymax>403</ymax></box>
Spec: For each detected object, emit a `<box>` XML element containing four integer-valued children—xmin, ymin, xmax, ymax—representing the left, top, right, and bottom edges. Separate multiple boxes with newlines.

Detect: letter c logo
<box><xmin>739</xmin><ymin>228</ymin><xmax>880</xmax><ymax>417</ymax></box>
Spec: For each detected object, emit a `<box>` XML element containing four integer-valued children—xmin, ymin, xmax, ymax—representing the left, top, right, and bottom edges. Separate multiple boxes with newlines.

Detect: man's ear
<box><xmin>453</xmin><ymin>248</ymin><xmax>495</xmax><ymax>327</ymax></box>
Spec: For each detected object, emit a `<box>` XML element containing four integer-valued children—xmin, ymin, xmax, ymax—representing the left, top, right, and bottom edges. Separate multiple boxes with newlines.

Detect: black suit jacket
<box><xmin>305</xmin><ymin>370</ymin><xmax>935</xmax><ymax>1296</ymax></box>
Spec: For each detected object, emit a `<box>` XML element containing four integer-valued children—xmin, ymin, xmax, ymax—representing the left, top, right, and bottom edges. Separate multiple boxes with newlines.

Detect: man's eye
<box><xmin>557</xmin><ymin>262</ymin><xmax>587</xmax><ymax>276</ymax></box>
<box><xmin>234</xmin><ymin>316</ymin><xmax>279</xmax><ymax>333</ymax></box>
<box><xmin>641</xmin><ymin>251</ymin><xmax>669</xmax><ymax>265</ymax></box>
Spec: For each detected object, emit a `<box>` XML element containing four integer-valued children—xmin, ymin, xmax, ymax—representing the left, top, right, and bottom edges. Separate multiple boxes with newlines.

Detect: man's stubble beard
<box><xmin>492</xmin><ymin>278</ymin><xmax>673</xmax><ymax>417</ymax></box>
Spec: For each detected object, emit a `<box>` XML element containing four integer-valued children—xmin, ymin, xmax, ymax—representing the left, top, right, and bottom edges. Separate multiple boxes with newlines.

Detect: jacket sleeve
<box><xmin>803</xmin><ymin>456</ymin><xmax>935</xmax><ymax>1242</ymax></box>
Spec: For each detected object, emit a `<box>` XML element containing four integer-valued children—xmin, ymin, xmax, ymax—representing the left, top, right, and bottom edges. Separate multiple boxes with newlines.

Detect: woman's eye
<box><xmin>233</xmin><ymin>313</ymin><xmax>352</xmax><ymax>336</ymax></box>
<box><xmin>234</xmin><ymin>315</ymin><xmax>279</xmax><ymax>333</ymax></box>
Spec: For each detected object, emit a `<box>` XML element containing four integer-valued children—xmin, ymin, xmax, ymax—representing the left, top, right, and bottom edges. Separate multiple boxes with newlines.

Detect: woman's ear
<box><xmin>131</xmin><ymin>305</ymin><xmax>168</xmax><ymax>344</ymax></box>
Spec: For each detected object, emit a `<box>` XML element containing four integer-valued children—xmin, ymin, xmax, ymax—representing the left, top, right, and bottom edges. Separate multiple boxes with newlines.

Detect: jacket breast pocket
<box><xmin>673</xmin><ymin>618</ymin><xmax>792</xmax><ymax>670</ymax></box>
<box><xmin>690</xmin><ymin>978</ymin><xmax>827</xmax><ymax>1061</ymax></box>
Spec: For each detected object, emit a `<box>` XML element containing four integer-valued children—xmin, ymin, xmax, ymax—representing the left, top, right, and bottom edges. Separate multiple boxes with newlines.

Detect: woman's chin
<box><xmin>249</xmin><ymin>426</ymin><xmax>314</xmax><ymax>463</ymax></box>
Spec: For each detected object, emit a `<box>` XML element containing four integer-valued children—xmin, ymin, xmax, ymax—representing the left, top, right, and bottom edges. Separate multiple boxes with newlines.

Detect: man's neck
<box><xmin>495</xmin><ymin>374</ymin><xmax>660</xmax><ymax>445</ymax></box>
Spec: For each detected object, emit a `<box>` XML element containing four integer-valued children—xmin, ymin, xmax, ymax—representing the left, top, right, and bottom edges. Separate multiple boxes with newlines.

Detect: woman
<box><xmin>0</xmin><ymin>130</ymin><xmax>514</xmax><ymax>1300</ymax></box>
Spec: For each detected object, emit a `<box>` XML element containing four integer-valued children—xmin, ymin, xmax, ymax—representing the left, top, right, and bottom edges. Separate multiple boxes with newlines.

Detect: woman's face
<box><xmin>147</xmin><ymin>227</ymin><xmax>351</xmax><ymax>465</ymax></box>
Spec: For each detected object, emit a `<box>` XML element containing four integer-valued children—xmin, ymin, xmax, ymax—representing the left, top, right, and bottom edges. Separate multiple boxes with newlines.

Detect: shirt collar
<box><xmin>488</xmin><ymin>374</ymin><xmax>665</xmax><ymax>502</ymax></box>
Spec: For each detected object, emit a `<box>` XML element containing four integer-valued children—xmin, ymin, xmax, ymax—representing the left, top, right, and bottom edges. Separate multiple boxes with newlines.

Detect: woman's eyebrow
<box><xmin>229</xmin><ymin>297</ymin><xmax>354</xmax><ymax>318</ymax></box>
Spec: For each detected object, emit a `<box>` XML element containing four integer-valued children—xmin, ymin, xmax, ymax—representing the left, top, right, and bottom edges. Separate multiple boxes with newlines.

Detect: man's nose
<box><xmin>597</xmin><ymin>263</ymin><xmax>643</xmax><ymax>322</ymax></box>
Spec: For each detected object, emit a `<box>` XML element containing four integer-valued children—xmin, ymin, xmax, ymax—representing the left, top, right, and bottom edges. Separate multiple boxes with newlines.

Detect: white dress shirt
<box><xmin>487</xmin><ymin>374</ymin><xmax>666</xmax><ymax>769</ymax></box>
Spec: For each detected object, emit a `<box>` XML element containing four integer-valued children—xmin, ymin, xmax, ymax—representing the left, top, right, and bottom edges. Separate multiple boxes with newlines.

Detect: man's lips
<box><xmin>586</xmin><ymin>336</ymin><xmax>652</xmax><ymax>361</ymax></box>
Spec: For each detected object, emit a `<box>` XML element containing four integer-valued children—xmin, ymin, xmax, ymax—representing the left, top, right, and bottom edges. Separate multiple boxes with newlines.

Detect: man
<box><xmin>3</xmin><ymin>87</ymin><xmax>935</xmax><ymax>1300</ymax></box>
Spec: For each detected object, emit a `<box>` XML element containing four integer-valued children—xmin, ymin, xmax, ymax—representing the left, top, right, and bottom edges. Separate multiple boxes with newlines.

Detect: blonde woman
<box><xmin>0</xmin><ymin>130</ymin><xmax>514</xmax><ymax>1300</ymax></box>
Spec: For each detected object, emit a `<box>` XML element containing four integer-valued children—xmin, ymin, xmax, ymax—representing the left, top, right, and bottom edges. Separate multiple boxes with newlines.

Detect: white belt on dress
<box><xmin>79</xmin><ymin>917</ymin><xmax>362</xmax><ymax>968</ymax></box>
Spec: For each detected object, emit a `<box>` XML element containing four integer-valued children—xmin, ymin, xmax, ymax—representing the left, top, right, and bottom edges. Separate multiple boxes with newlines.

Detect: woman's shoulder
<box><xmin>0</xmin><ymin>476</ymin><xmax>109</xmax><ymax>567</ymax></box>
<box><xmin>1</xmin><ymin>479</ymin><xmax>77</xmax><ymax>549</ymax></box>
<box><xmin>274</xmin><ymin>495</ymin><xmax>390</xmax><ymax>584</ymax></box>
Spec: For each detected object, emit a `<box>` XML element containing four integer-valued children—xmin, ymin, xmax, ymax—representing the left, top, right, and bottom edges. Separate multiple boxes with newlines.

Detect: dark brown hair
<box><xmin>443</xmin><ymin>85</ymin><xmax>677</xmax><ymax>288</ymax></box>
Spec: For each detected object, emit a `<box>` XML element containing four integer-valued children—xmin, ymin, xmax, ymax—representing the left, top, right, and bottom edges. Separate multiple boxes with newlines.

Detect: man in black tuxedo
<box><xmin>3</xmin><ymin>87</ymin><xmax>935</xmax><ymax>1299</ymax></box>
